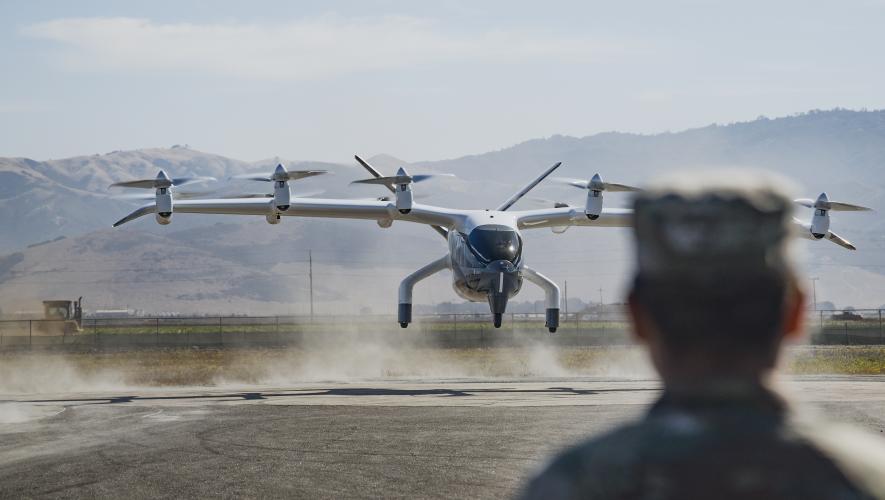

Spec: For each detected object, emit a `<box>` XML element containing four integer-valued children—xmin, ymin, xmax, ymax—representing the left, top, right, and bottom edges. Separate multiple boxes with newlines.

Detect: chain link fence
<box><xmin>0</xmin><ymin>309</ymin><xmax>882</xmax><ymax>351</ymax></box>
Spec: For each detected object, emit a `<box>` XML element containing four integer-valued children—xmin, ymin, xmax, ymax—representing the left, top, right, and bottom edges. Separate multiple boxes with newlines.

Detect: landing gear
<box><xmin>398</xmin><ymin>304</ymin><xmax>412</xmax><ymax>329</ymax></box>
<box><xmin>493</xmin><ymin>313</ymin><xmax>502</xmax><ymax>328</ymax></box>
<box><xmin>545</xmin><ymin>308</ymin><xmax>559</xmax><ymax>334</ymax></box>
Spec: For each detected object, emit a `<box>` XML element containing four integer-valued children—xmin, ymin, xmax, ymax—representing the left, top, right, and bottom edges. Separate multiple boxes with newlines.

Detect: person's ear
<box><xmin>628</xmin><ymin>290</ymin><xmax>649</xmax><ymax>342</ymax></box>
<box><xmin>781</xmin><ymin>283</ymin><xmax>805</xmax><ymax>341</ymax></box>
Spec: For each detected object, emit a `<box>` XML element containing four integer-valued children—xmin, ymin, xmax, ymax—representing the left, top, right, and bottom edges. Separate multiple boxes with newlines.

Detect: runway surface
<box><xmin>3</xmin><ymin>376</ymin><xmax>885</xmax><ymax>498</ymax></box>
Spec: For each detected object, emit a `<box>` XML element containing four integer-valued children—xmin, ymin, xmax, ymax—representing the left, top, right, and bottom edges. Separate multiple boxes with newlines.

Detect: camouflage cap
<box><xmin>632</xmin><ymin>171</ymin><xmax>796</xmax><ymax>286</ymax></box>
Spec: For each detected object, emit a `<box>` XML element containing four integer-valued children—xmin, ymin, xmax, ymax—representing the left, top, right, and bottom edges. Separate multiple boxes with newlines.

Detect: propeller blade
<box><xmin>110</xmin><ymin>175</ymin><xmax>215</xmax><ymax>189</ymax></box>
<box><xmin>112</xmin><ymin>204</ymin><xmax>156</xmax><ymax>227</ymax></box>
<box><xmin>411</xmin><ymin>174</ymin><xmax>455</xmax><ymax>183</ymax></box>
<box><xmin>171</xmin><ymin>176</ymin><xmax>216</xmax><ymax>187</ymax></box>
<box><xmin>794</xmin><ymin>198</ymin><xmax>872</xmax><ymax>211</ymax></box>
<box><xmin>552</xmin><ymin>177</ymin><xmax>640</xmax><ymax>192</ymax></box>
<box><xmin>351</xmin><ymin>175</ymin><xmax>412</xmax><ymax>186</ymax></box>
<box><xmin>552</xmin><ymin>177</ymin><xmax>590</xmax><ymax>190</ymax></box>
<box><xmin>208</xmin><ymin>189</ymin><xmax>325</xmax><ymax>200</ymax></box>
<box><xmin>284</xmin><ymin>170</ymin><xmax>327</xmax><ymax>181</ymax></box>
<box><xmin>826</xmin><ymin>231</ymin><xmax>857</xmax><ymax>250</ymax></box>
<box><xmin>604</xmin><ymin>182</ymin><xmax>642</xmax><ymax>192</ymax></box>
<box><xmin>230</xmin><ymin>174</ymin><xmax>273</xmax><ymax>182</ymax></box>
<box><xmin>109</xmin><ymin>179</ymin><xmax>157</xmax><ymax>189</ymax></box>
<box><xmin>828</xmin><ymin>201</ymin><xmax>873</xmax><ymax>212</ymax></box>
<box><xmin>111</xmin><ymin>189</ymin><xmax>216</xmax><ymax>201</ymax></box>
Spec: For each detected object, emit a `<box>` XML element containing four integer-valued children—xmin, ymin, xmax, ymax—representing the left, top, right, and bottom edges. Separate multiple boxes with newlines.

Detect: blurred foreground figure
<box><xmin>522</xmin><ymin>174</ymin><xmax>885</xmax><ymax>499</ymax></box>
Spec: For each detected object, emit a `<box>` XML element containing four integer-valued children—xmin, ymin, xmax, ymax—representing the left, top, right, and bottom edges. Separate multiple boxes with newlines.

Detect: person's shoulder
<box><xmin>792</xmin><ymin>417</ymin><xmax>885</xmax><ymax>497</ymax></box>
<box><xmin>521</xmin><ymin>422</ymin><xmax>651</xmax><ymax>500</ymax></box>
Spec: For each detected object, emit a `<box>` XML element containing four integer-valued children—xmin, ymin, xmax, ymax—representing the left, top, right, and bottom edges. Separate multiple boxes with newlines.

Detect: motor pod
<box><xmin>155</xmin><ymin>187</ymin><xmax>173</xmax><ymax>225</ymax></box>
<box><xmin>546</xmin><ymin>308</ymin><xmax>559</xmax><ymax>333</ymax></box>
<box><xmin>396</xmin><ymin>183</ymin><xmax>413</xmax><ymax>214</ymax></box>
<box><xmin>274</xmin><ymin>180</ymin><xmax>291</xmax><ymax>211</ymax></box>
<box><xmin>810</xmin><ymin>193</ymin><xmax>830</xmax><ymax>238</ymax></box>
<box><xmin>398</xmin><ymin>303</ymin><xmax>412</xmax><ymax>328</ymax></box>
<box><xmin>584</xmin><ymin>174</ymin><xmax>604</xmax><ymax>220</ymax></box>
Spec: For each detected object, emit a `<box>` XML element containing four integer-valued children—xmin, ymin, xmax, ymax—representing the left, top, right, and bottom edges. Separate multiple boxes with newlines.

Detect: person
<box><xmin>521</xmin><ymin>174</ymin><xmax>885</xmax><ymax>499</ymax></box>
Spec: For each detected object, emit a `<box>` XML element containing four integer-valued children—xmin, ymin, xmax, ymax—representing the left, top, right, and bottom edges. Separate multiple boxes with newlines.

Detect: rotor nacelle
<box><xmin>794</xmin><ymin>192</ymin><xmax>872</xmax><ymax>250</ymax></box>
<box><xmin>810</xmin><ymin>193</ymin><xmax>830</xmax><ymax>238</ymax></box>
<box><xmin>351</xmin><ymin>165</ymin><xmax>454</xmax><ymax>215</ymax></box>
<box><xmin>554</xmin><ymin>173</ymin><xmax>640</xmax><ymax>221</ymax></box>
<box><xmin>231</xmin><ymin>163</ymin><xmax>327</xmax><ymax>214</ymax></box>
<box><xmin>272</xmin><ymin>164</ymin><xmax>291</xmax><ymax>211</ymax></box>
<box><xmin>394</xmin><ymin>167</ymin><xmax>414</xmax><ymax>214</ymax></box>
<box><xmin>585</xmin><ymin>174</ymin><xmax>604</xmax><ymax>220</ymax></box>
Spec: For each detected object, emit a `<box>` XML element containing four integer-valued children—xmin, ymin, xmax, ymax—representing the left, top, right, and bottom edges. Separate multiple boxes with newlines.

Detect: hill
<box><xmin>1</xmin><ymin>109</ymin><xmax>884</xmax><ymax>312</ymax></box>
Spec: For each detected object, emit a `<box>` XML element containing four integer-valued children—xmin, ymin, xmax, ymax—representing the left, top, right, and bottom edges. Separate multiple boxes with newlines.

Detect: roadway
<box><xmin>2</xmin><ymin>376</ymin><xmax>885</xmax><ymax>498</ymax></box>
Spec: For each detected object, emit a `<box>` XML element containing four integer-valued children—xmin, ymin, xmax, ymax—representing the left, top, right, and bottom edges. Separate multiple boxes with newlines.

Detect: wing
<box><xmin>112</xmin><ymin>197</ymin><xmax>466</xmax><ymax>228</ymax></box>
<box><xmin>515</xmin><ymin>206</ymin><xmax>634</xmax><ymax>230</ymax></box>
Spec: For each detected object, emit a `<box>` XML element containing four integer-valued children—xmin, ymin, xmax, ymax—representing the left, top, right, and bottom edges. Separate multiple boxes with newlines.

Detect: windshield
<box><xmin>467</xmin><ymin>225</ymin><xmax>522</xmax><ymax>263</ymax></box>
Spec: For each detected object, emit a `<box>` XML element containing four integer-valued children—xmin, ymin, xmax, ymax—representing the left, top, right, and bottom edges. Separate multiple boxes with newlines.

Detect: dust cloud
<box><xmin>0</xmin><ymin>338</ymin><xmax>653</xmax><ymax>395</ymax></box>
<box><xmin>0</xmin><ymin>354</ymin><xmax>131</xmax><ymax>394</ymax></box>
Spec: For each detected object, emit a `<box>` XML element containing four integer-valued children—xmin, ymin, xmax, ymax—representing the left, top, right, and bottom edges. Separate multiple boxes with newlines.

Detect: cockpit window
<box><xmin>467</xmin><ymin>225</ymin><xmax>522</xmax><ymax>263</ymax></box>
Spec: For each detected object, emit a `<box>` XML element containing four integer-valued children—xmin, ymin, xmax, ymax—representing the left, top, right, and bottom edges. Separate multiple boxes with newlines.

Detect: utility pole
<box><xmin>810</xmin><ymin>277</ymin><xmax>819</xmax><ymax>310</ymax></box>
<box><xmin>563</xmin><ymin>280</ymin><xmax>568</xmax><ymax>317</ymax></box>
<box><xmin>309</xmin><ymin>250</ymin><xmax>314</xmax><ymax>321</ymax></box>
<box><xmin>598</xmin><ymin>288</ymin><xmax>604</xmax><ymax>307</ymax></box>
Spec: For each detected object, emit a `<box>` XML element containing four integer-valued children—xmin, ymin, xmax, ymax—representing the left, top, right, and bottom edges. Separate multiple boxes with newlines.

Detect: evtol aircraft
<box><xmin>111</xmin><ymin>157</ymin><xmax>871</xmax><ymax>332</ymax></box>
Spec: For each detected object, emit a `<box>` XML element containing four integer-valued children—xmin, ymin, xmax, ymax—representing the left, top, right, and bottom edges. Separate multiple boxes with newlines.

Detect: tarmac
<box><xmin>2</xmin><ymin>376</ymin><xmax>885</xmax><ymax>498</ymax></box>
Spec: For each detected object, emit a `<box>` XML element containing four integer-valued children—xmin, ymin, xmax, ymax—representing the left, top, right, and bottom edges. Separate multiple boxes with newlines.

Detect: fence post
<box><xmin>156</xmin><ymin>317</ymin><xmax>160</xmax><ymax>347</ymax></box>
<box><xmin>879</xmin><ymin>309</ymin><xmax>882</xmax><ymax>345</ymax></box>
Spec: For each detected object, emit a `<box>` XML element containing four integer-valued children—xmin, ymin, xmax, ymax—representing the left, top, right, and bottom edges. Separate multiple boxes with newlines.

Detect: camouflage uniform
<box><xmin>522</xmin><ymin>381</ymin><xmax>885</xmax><ymax>499</ymax></box>
<box><xmin>523</xmin><ymin>174</ymin><xmax>885</xmax><ymax>499</ymax></box>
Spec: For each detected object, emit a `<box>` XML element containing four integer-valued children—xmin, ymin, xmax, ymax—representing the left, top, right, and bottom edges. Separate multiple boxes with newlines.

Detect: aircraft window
<box><xmin>467</xmin><ymin>226</ymin><xmax>521</xmax><ymax>263</ymax></box>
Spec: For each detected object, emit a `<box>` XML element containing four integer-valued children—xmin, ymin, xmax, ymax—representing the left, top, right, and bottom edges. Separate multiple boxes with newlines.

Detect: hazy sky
<box><xmin>2</xmin><ymin>0</ymin><xmax>885</xmax><ymax>163</ymax></box>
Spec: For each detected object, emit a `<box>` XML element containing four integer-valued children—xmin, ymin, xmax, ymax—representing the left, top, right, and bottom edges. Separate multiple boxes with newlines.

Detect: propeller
<box><xmin>110</xmin><ymin>190</ymin><xmax>217</xmax><ymax>202</ymax></box>
<box><xmin>554</xmin><ymin>174</ymin><xmax>642</xmax><ymax>193</ymax></box>
<box><xmin>794</xmin><ymin>193</ymin><xmax>872</xmax><ymax>212</ymax></box>
<box><xmin>827</xmin><ymin>231</ymin><xmax>857</xmax><ymax>251</ymax></box>
<box><xmin>109</xmin><ymin>170</ymin><xmax>216</xmax><ymax>189</ymax></box>
<box><xmin>351</xmin><ymin>167</ymin><xmax>454</xmax><ymax>188</ymax></box>
<box><xmin>210</xmin><ymin>189</ymin><xmax>325</xmax><ymax>200</ymax></box>
<box><xmin>230</xmin><ymin>163</ymin><xmax>327</xmax><ymax>182</ymax></box>
<box><xmin>348</xmin><ymin>193</ymin><xmax>430</xmax><ymax>202</ymax></box>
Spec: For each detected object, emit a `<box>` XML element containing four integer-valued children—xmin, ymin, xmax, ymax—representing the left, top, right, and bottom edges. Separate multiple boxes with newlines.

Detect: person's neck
<box><xmin>662</xmin><ymin>371</ymin><xmax>774</xmax><ymax>395</ymax></box>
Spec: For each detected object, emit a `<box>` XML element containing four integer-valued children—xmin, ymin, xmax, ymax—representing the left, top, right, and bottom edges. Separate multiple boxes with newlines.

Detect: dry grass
<box><xmin>0</xmin><ymin>345</ymin><xmax>883</xmax><ymax>392</ymax></box>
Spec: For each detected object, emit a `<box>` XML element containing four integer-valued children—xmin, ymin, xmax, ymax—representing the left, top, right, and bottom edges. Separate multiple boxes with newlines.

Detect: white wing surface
<box><xmin>113</xmin><ymin>197</ymin><xmax>467</xmax><ymax>229</ymax></box>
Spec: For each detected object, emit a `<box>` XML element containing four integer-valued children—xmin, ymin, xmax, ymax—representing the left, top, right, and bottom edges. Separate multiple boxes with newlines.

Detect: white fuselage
<box><xmin>446</xmin><ymin>212</ymin><xmax>524</xmax><ymax>302</ymax></box>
